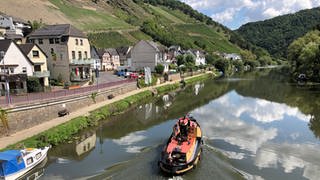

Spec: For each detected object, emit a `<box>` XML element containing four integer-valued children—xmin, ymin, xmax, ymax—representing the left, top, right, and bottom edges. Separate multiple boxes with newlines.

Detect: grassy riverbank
<box><xmin>3</xmin><ymin>73</ymin><xmax>214</xmax><ymax>150</ymax></box>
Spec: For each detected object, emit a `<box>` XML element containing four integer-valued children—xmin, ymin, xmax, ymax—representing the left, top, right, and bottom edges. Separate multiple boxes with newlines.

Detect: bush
<box><xmin>155</xmin><ymin>64</ymin><xmax>165</xmax><ymax>74</ymax></box>
<box><xmin>27</xmin><ymin>77</ymin><xmax>43</xmax><ymax>92</ymax></box>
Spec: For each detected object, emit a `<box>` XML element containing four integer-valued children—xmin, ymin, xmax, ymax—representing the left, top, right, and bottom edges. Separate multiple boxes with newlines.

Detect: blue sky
<box><xmin>180</xmin><ymin>0</ymin><xmax>320</xmax><ymax>30</ymax></box>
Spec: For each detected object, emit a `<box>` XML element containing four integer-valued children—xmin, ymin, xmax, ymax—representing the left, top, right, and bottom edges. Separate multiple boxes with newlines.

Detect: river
<box><xmin>27</xmin><ymin>70</ymin><xmax>320</xmax><ymax>180</ymax></box>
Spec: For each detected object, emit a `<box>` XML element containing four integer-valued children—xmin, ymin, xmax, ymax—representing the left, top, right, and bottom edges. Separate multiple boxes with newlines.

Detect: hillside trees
<box><xmin>288</xmin><ymin>30</ymin><xmax>320</xmax><ymax>82</ymax></box>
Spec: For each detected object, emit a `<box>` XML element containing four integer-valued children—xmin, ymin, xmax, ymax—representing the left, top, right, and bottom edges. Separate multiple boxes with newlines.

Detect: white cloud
<box><xmin>180</xmin><ymin>0</ymin><xmax>320</xmax><ymax>28</ymax></box>
<box><xmin>113</xmin><ymin>131</ymin><xmax>146</xmax><ymax>146</ymax></box>
<box><xmin>255</xmin><ymin>143</ymin><xmax>320</xmax><ymax>180</ymax></box>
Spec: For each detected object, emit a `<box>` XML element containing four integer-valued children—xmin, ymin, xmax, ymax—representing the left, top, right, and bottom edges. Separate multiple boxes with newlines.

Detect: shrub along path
<box><xmin>0</xmin><ymin>72</ymin><xmax>213</xmax><ymax>150</ymax></box>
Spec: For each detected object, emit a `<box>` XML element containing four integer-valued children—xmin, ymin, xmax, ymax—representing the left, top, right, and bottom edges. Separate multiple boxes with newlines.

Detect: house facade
<box><xmin>0</xmin><ymin>40</ymin><xmax>33</xmax><ymax>95</ymax></box>
<box><xmin>223</xmin><ymin>53</ymin><xmax>241</xmax><ymax>61</ymax></box>
<box><xmin>27</xmin><ymin>24</ymin><xmax>93</xmax><ymax>83</ymax></box>
<box><xmin>131</xmin><ymin>40</ymin><xmax>166</xmax><ymax>72</ymax></box>
<box><xmin>105</xmin><ymin>48</ymin><xmax>120</xmax><ymax>70</ymax></box>
<box><xmin>90</xmin><ymin>46</ymin><xmax>101</xmax><ymax>71</ymax></box>
<box><xmin>19</xmin><ymin>44</ymin><xmax>50</xmax><ymax>87</ymax></box>
<box><xmin>116</xmin><ymin>46</ymin><xmax>132</xmax><ymax>66</ymax></box>
<box><xmin>97</xmin><ymin>49</ymin><xmax>112</xmax><ymax>71</ymax></box>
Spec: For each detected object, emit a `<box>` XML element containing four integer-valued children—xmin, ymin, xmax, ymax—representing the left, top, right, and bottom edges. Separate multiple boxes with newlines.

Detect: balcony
<box><xmin>70</xmin><ymin>59</ymin><xmax>94</xmax><ymax>65</ymax></box>
<box><xmin>33</xmin><ymin>71</ymin><xmax>50</xmax><ymax>78</ymax></box>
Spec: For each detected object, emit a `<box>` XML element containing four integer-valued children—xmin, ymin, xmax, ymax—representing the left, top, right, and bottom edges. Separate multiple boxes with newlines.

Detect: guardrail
<box><xmin>0</xmin><ymin>79</ymin><xmax>135</xmax><ymax>108</ymax></box>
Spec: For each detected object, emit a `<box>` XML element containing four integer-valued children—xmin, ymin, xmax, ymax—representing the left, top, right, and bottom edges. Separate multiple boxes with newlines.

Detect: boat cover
<box><xmin>0</xmin><ymin>150</ymin><xmax>26</xmax><ymax>176</ymax></box>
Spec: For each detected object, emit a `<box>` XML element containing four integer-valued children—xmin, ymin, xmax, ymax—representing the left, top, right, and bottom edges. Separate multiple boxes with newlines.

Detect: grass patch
<box><xmin>88</xmin><ymin>32</ymin><xmax>134</xmax><ymax>48</ymax></box>
<box><xmin>49</xmin><ymin>0</ymin><xmax>131</xmax><ymax>31</ymax></box>
<box><xmin>156</xmin><ymin>83</ymin><xmax>180</xmax><ymax>94</ymax></box>
<box><xmin>185</xmin><ymin>73</ymin><xmax>213</xmax><ymax>84</ymax></box>
<box><xmin>149</xmin><ymin>5</ymin><xmax>184</xmax><ymax>24</ymax></box>
<box><xmin>129</xmin><ymin>30</ymin><xmax>152</xmax><ymax>41</ymax></box>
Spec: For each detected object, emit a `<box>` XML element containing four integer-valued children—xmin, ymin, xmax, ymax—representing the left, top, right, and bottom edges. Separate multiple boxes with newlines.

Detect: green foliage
<box><xmin>27</xmin><ymin>77</ymin><xmax>43</xmax><ymax>92</ymax></box>
<box><xmin>213</xmin><ymin>58</ymin><xmax>233</xmax><ymax>76</ymax></box>
<box><xmin>129</xmin><ymin>30</ymin><xmax>152</xmax><ymax>40</ymax></box>
<box><xmin>88</xmin><ymin>32</ymin><xmax>133</xmax><ymax>48</ymax></box>
<box><xmin>91</xmin><ymin>92</ymin><xmax>98</xmax><ymax>103</ymax></box>
<box><xmin>184</xmin><ymin>73</ymin><xmax>212</xmax><ymax>84</ymax></box>
<box><xmin>28</xmin><ymin>19</ymin><xmax>45</xmax><ymax>31</ymax></box>
<box><xmin>156</xmin><ymin>83</ymin><xmax>180</xmax><ymax>94</ymax></box>
<box><xmin>237</xmin><ymin>7</ymin><xmax>320</xmax><ymax>57</ymax></box>
<box><xmin>155</xmin><ymin>64</ymin><xmax>165</xmax><ymax>74</ymax></box>
<box><xmin>288</xmin><ymin>30</ymin><xmax>320</xmax><ymax>82</ymax></box>
<box><xmin>232</xmin><ymin>60</ymin><xmax>244</xmax><ymax>72</ymax></box>
<box><xmin>258</xmin><ymin>56</ymin><xmax>273</xmax><ymax>66</ymax></box>
<box><xmin>0</xmin><ymin>108</ymin><xmax>9</xmax><ymax>132</ymax></box>
<box><xmin>138</xmin><ymin>75</ymin><xmax>157</xmax><ymax>88</ymax></box>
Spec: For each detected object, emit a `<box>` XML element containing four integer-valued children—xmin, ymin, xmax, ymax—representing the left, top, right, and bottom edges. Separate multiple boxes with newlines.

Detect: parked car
<box><xmin>124</xmin><ymin>71</ymin><xmax>132</xmax><ymax>78</ymax></box>
<box><xmin>117</xmin><ymin>70</ymin><xmax>125</xmax><ymax>77</ymax></box>
<box><xmin>130</xmin><ymin>73</ymin><xmax>139</xmax><ymax>79</ymax></box>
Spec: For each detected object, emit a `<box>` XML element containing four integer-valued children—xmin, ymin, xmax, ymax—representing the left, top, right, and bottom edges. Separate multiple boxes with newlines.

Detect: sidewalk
<box><xmin>0</xmin><ymin>78</ymin><xmax>185</xmax><ymax>149</ymax></box>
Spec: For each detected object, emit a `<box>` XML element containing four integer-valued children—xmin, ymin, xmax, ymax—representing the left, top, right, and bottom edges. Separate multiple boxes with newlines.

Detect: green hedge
<box><xmin>156</xmin><ymin>83</ymin><xmax>180</xmax><ymax>94</ymax></box>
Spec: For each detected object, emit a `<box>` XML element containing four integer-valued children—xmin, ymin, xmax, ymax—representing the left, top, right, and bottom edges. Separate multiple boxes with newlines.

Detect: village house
<box><xmin>223</xmin><ymin>53</ymin><xmax>241</xmax><ymax>61</ymax></box>
<box><xmin>105</xmin><ymin>48</ymin><xmax>120</xmax><ymax>70</ymax></box>
<box><xmin>97</xmin><ymin>49</ymin><xmax>111</xmax><ymax>71</ymax></box>
<box><xmin>19</xmin><ymin>43</ymin><xmax>50</xmax><ymax>87</ymax></box>
<box><xmin>27</xmin><ymin>24</ymin><xmax>93</xmax><ymax>83</ymax></box>
<box><xmin>97</xmin><ymin>48</ymin><xmax>120</xmax><ymax>71</ymax></box>
<box><xmin>90</xmin><ymin>46</ymin><xmax>101</xmax><ymax>71</ymax></box>
<box><xmin>190</xmin><ymin>50</ymin><xmax>206</xmax><ymax>66</ymax></box>
<box><xmin>0</xmin><ymin>40</ymin><xmax>33</xmax><ymax>95</ymax></box>
<box><xmin>131</xmin><ymin>40</ymin><xmax>168</xmax><ymax>72</ymax></box>
<box><xmin>0</xmin><ymin>13</ymin><xmax>31</xmax><ymax>44</ymax></box>
<box><xmin>116</xmin><ymin>46</ymin><xmax>132</xmax><ymax>66</ymax></box>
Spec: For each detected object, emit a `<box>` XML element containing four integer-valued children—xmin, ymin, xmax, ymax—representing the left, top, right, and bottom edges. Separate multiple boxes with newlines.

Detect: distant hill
<box><xmin>236</xmin><ymin>7</ymin><xmax>320</xmax><ymax>58</ymax></box>
<box><xmin>0</xmin><ymin>0</ymin><xmax>242</xmax><ymax>53</ymax></box>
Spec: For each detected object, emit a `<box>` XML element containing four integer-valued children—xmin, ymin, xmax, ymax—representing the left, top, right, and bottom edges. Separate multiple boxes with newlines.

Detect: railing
<box><xmin>33</xmin><ymin>71</ymin><xmax>50</xmax><ymax>77</ymax></box>
<box><xmin>0</xmin><ymin>79</ymin><xmax>136</xmax><ymax>107</ymax></box>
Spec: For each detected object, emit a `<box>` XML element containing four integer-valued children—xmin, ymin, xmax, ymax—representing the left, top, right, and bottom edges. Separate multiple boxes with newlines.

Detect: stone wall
<box><xmin>5</xmin><ymin>82</ymin><xmax>137</xmax><ymax>133</ymax></box>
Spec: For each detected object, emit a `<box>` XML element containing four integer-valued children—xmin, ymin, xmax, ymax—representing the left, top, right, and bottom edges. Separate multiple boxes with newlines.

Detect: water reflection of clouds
<box><xmin>192</xmin><ymin>91</ymin><xmax>319</xmax><ymax>179</ymax></box>
<box><xmin>255</xmin><ymin>143</ymin><xmax>320</xmax><ymax>180</ymax></box>
<box><xmin>113</xmin><ymin>131</ymin><xmax>146</xmax><ymax>147</ymax></box>
<box><xmin>214</xmin><ymin>91</ymin><xmax>311</xmax><ymax>123</ymax></box>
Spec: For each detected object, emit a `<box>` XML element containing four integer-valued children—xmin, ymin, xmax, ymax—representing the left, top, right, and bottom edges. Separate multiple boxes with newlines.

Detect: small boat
<box><xmin>0</xmin><ymin>146</ymin><xmax>50</xmax><ymax>180</ymax></box>
<box><xmin>159</xmin><ymin>115</ymin><xmax>202</xmax><ymax>174</ymax></box>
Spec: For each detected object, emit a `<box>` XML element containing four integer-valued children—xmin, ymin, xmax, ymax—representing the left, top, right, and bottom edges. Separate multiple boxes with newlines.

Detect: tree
<box><xmin>258</xmin><ymin>56</ymin><xmax>273</xmax><ymax>66</ymax></box>
<box><xmin>288</xmin><ymin>30</ymin><xmax>320</xmax><ymax>81</ymax></box>
<box><xmin>185</xmin><ymin>54</ymin><xmax>195</xmax><ymax>65</ymax></box>
<box><xmin>155</xmin><ymin>64</ymin><xmax>165</xmax><ymax>74</ymax></box>
<box><xmin>28</xmin><ymin>19</ymin><xmax>44</xmax><ymax>31</ymax></box>
<box><xmin>176</xmin><ymin>55</ymin><xmax>185</xmax><ymax>66</ymax></box>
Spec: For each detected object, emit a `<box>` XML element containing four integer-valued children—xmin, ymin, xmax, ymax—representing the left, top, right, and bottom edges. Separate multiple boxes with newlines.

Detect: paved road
<box><xmin>96</xmin><ymin>71</ymin><xmax>124</xmax><ymax>84</ymax></box>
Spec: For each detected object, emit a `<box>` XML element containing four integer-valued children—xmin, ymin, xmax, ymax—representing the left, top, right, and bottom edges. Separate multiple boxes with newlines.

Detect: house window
<box><xmin>35</xmin><ymin>152</ymin><xmax>42</xmax><ymax>160</ymax></box>
<box><xmin>22</xmin><ymin>67</ymin><xmax>27</xmax><ymax>73</ymax></box>
<box><xmin>34</xmin><ymin>65</ymin><xmax>41</xmax><ymax>72</ymax></box>
<box><xmin>60</xmin><ymin>54</ymin><xmax>63</xmax><ymax>61</ymax></box>
<box><xmin>26</xmin><ymin>157</ymin><xmax>33</xmax><ymax>165</ymax></box>
<box><xmin>49</xmin><ymin>38</ymin><xmax>54</xmax><ymax>44</ymax></box>
<box><xmin>38</xmin><ymin>39</ymin><xmax>43</xmax><ymax>44</ymax></box>
<box><xmin>55</xmin><ymin>38</ymin><xmax>60</xmax><ymax>44</ymax></box>
<box><xmin>75</xmin><ymin>39</ymin><xmax>79</xmax><ymax>45</ymax></box>
<box><xmin>80</xmin><ymin>39</ymin><xmax>83</xmax><ymax>46</ymax></box>
<box><xmin>84</xmin><ymin>51</ymin><xmax>87</xmax><ymax>59</ymax></box>
<box><xmin>32</xmin><ymin>50</ymin><xmax>39</xmax><ymax>58</ymax></box>
<box><xmin>9</xmin><ymin>68</ymin><xmax>14</xmax><ymax>74</ymax></box>
<box><xmin>72</xmin><ymin>51</ymin><xmax>76</xmax><ymax>59</ymax></box>
<box><xmin>29</xmin><ymin>39</ymin><xmax>34</xmax><ymax>43</ymax></box>
<box><xmin>78</xmin><ymin>51</ymin><xmax>82</xmax><ymax>60</ymax></box>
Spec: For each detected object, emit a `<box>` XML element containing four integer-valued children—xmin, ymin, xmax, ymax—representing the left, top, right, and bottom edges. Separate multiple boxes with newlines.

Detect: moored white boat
<box><xmin>0</xmin><ymin>146</ymin><xmax>50</xmax><ymax>180</ymax></box>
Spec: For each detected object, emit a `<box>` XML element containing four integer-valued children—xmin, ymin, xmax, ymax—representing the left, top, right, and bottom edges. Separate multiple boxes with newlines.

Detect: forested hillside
<box><xmin>237</xmin><ymin>7</ymin><xmax>320</xmax><ymax>58</ymax></box>
<box><xmin>0</xmin><ymin>0</ymin><xmax>246</xmax><ymax>54</ymax></box>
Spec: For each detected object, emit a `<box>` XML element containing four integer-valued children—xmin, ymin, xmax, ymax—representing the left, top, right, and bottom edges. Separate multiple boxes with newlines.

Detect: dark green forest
<box><xmin>237</xmin><ymin>7</ymin><xmax>320</xmax><ymax>58</ymax></box>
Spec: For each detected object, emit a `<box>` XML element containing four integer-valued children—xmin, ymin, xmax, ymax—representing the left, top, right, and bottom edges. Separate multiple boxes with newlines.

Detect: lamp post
<box><xmin>0</xmin><ymin>51</ymin><xmax>10</xmax><ymax>105</ymax></box>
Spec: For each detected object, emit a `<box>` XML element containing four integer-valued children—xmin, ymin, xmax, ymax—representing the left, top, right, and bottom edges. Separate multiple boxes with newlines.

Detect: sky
<box><xmin>180</xmin><ymin>0</ymin><xmax>320</xmax><ymax>30</ymax></box>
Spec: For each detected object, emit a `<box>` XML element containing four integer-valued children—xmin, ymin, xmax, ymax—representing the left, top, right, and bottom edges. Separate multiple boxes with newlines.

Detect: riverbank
<box><xmin>0</xmin><ymin>72</ymin><xmax>215</xmax><ymax>150</ymax></box>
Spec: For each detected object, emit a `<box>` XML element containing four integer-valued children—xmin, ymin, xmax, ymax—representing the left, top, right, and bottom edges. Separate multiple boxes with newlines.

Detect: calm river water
<box><xmin>29</xmin><ymin>70</ymin><xmax>320</xmax><ymax>180</ymax></box>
